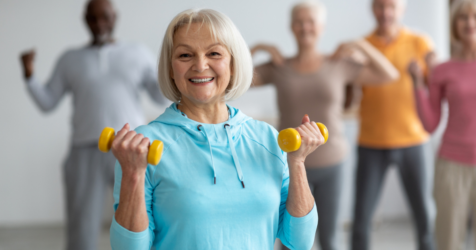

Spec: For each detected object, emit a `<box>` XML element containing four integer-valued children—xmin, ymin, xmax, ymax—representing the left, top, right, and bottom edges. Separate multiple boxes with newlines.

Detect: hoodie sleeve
<box><xmin>277</xmin><ymin>163</ymin><xmax>318</xmax><ymax>249</ymax></box>
<box><xmin>110</xmin><ymin>161</ymin><xmax>156</xmax><ymax>250</ymax></box>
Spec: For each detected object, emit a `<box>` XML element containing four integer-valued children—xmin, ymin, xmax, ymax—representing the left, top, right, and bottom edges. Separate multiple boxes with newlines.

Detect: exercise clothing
<box><xmin>415</xmin><ymin>60</ymin><xmax>476</xmax><ymax>165</ymax></box>
<box><xmin>434</xmin><ymin>158</ymin><xmax>476</xmax><ymax>250</ymax></box>
<box><xmin>110</xmin><ymin>104</ymin><xmax>318</xmax><ymax>250</ymax></box>
<box><xmin>255</xmin><ymin>58</ymin><xmax>362</xmax><ymax>167</ymax></box>
<box><xmin>352</xmin><ymin>145</ymin><xmax>435</xmax><ymax>250</ymax></box>
<box><xmin>359</xmin><ymin>28</ymin><xmax>433</xmax><ymax>148</ymax></box>
<box><xmin>63</xmin><ymin>144</ymin><xmax>116</xmax><ymax>250</ymax></box>
<box><xmin>282</xmin><ymin>163</ymin><xmax>344</xmax><ymax>250</ymax></box>
<box><xmin>25</xmin><ymin>42</ymin><xmax>168</xmax><ymax>145</ymax></box>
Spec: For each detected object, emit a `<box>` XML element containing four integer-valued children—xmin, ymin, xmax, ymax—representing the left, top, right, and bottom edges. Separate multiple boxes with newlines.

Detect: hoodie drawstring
<box><xmin>198</xmin><ymin>125</ymin><xmax>216</xmax><ymax>184</ymax></box>
<box><xmin>224</xmin><ymin>124</ymin><xmax>245</xmax><ymax>188</ymax></box>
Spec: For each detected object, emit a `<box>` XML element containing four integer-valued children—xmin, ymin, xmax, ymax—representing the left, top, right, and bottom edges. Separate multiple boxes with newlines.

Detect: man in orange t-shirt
<box><xmin>351</xmin><ymin>0</ymin><xmax>435</xmax><ymax>250</ymax></box>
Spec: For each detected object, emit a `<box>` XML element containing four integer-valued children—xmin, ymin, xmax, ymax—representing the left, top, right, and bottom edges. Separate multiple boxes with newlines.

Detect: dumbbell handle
<box><xmin>98</xmin><ymin>127</ymin><xmax>164</xmax><ymax>165</ymax></box>
<box><xmin>277</xmin><ymin>122</ymin><xmax>329</xmax><ymax>153</ymax></box>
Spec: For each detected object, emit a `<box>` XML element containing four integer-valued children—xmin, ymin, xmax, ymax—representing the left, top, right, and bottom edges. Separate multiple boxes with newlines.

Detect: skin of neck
<box><xmin>177</xmin><ymin>95</ymin><xmax>229</xmax><ymax>124</ymax></box>
<box><xmin>458</xmin><ymin>41</ymin><xmax>476</xmax><ymax>61</ymax></box>
<box><xmin>375</xmin><ymin>23</ymin><xmax>401</xmax><ymax>42</ymax></box>
<box><xmin>296</xmin><ymin>44</ymin><xmax>319</xmax><ymax>62</ymax></box>
<box><xmin>91</xmin><ymin>37</ymin><xmax>114</xmax><ymax>46</ymax></box>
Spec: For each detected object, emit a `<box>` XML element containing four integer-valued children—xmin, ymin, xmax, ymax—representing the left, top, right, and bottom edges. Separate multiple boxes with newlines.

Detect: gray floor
<box><xmin>1</xmin><ymin>219</ymin><xmax>473</xmax><ymax>250</ymax></box>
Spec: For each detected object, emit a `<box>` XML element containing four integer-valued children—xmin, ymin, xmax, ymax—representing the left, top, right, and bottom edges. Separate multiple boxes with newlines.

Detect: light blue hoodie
<box><xmin>110</xmin><ymin>104</ymin><xmax>318</xmax><ymax>250</ymax></box>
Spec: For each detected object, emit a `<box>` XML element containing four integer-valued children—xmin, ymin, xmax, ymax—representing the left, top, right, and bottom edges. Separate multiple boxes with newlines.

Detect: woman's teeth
<box><xmin>190</xmin><ymin>77</ymin><xmax>214</xmax><ymax>83</ymax></box>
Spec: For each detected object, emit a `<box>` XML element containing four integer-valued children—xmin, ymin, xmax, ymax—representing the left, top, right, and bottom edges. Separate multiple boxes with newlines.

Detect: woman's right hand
<box><xmin>250</xmin><ymin>44</ymin><xmax>284</xmax><ymax>66</ymax></box>
<box><xmin>111</xmin><ymin>123</ymin><xmax>150</xmax><ymax>176</ymax></box>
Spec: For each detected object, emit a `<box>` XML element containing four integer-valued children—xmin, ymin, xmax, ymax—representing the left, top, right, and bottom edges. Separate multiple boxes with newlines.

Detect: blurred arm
<box><xmin>414</xmin><ymin>74</ymin><xmax>444</xmax><ymax>133</ymax></box>
<box><xmin>140</xmin><ymin>47</ymin><xmax>169</xmax><ymax>105</ymax></box>
<box><xmin>250</xmin><ymin>44</ymin><xmax>283</xmax><ymax>87</ymax></box>
<box><xmin>352</xmin><ymin>39</ymin><xmax>400</xmax><ymax>85</ymax></box>
<box><xmin>22</xmin><ymin>51</ymin><xmax>69</xmax><ymax>112</ymax></box>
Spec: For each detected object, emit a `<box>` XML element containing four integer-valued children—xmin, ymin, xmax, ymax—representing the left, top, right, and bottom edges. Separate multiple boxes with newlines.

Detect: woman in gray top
<box><xmin>251</xmin><ymin>1</ymin><xmax>399</xmax><ymax>249</ymax></box>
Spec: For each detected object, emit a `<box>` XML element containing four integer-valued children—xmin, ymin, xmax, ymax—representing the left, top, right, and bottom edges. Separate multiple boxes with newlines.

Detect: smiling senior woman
<box><xmin>109</xmin><ymin>8</ymin><xmax>322</xmax><ymax>250</ymax></box>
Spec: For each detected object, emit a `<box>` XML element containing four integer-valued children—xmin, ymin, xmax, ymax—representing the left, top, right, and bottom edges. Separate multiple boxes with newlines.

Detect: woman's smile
<box><xmin>188</xmin><ymin>76</ymin><xmax>215</xmax><ymax>85</ymax></box>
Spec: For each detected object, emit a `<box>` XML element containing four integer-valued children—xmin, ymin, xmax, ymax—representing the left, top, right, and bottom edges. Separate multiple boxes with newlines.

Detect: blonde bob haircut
<box><xmin>450</xmin><ymin>0</ymin><xmax>476</xmax><ymax>42</ymax></box>
<box><xmin>158</xmin><ymin>9</ymin><xmax>253</xmax><ymax>103</ymax></box>
<box><xmin>291</xmin><ymin>0</ymin><xmax>327</xmax><ymax>24</ymax></box>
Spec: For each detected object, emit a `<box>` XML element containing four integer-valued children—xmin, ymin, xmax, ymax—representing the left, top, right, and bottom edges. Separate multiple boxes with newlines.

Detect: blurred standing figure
<box><xmin>19</xmin><ymin>0</ymin><xmax>167</xmax><ymax>249</ymax></box>
<box><xmin>251</xmin><ymin>1</ymin><xmax>399</xmax><ymax>249</ymax></box>
<box><xmin>351</xmin><ymin>0</ymin><xmax>436</xmax><ymax>249</ymax></box>
<box><xmin>409</xmin><ymin>0</ymin><xmax>476</xmax><ymax>249</ymax></box>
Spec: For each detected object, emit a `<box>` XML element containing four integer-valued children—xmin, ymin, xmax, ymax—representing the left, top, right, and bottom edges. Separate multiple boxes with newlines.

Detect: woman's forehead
<box><xmin>457</xmin><ymin>4</ymin><xmax>476</xmax><ymax>16</ymax></box>
<box><xmin>173</xmin><ymin>23</ymin><xmax>227</xmax><ymax>50</ymax></box>
<box><xmin>292</xmin><ymin>7</ymin><xmax>319</xmax><ymax>21</ymax></box>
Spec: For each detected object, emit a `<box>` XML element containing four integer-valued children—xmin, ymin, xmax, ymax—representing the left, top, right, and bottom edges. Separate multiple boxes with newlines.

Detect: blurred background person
<box><xmin>351</xmin><ymin>0</ymin><xmax>436</xmax><ymax>249</ymax></box>
<box><xmin>409</xmin><ymin>0</ymin><xmax>476</xmax><ymax>249</ymax></box>
<box><xmin>250</xmin><ymin>1</ymin><xmax>399</xmax><ymax>249</ymax></box>
<box><xmin>18</xmin><ymin>0</ymin><xmax>167</xmax><ymax>249</ymax></box>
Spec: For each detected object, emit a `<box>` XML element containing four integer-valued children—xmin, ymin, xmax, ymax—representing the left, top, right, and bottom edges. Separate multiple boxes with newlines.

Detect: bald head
<box><xmin>84</xmin><ymin>0</ymin><xmax>117</xmax><ymax>45</ymax></box>
<box><xmin>372</xmin><ymin>0</ymin><xmax>405</xmax><ymax>32</ymax></box>
<box><xmin>372</xmin><ymin>0</ymin><xmax>406</xmax><ymax>6</ymax></box>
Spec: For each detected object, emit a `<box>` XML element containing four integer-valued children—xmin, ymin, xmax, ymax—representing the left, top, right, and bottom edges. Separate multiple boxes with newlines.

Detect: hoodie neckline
<box><xmin>150</xmin><ymin>103</ymin><xmax>251</xmax><ymax>188</ymax></box>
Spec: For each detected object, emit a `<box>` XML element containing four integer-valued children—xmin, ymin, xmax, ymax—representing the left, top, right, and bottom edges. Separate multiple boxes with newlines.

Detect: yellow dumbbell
<box><xmin>98</xmin><ymin>127</ymin><xmax>164</xmax><ymax>165</ymax></box>
<box><xmin>278</xmin><ymin>122</ymin><xmax>329</xmax><ymax>153</ymax></box>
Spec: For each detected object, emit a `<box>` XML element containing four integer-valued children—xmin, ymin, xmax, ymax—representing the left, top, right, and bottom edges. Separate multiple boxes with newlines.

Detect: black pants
<box><xmin>351</xmin><ymin>144</ymin><xmax>435</xmax><ymax>250</ymax></box>
<box><xmin>282</xmin><ymin>163</ymin><xmax>343</xmax><ymax>250</ymax></box>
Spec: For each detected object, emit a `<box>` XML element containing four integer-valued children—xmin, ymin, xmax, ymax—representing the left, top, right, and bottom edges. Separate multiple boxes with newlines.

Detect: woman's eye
<box><xmin>210</xmin><ymin>52</ymin><xmax>221</xmax><ymax>56</ymax></box>
<box><xmin>179</xmin><ymin>54</ymin><xmax>191</xmax><ymax>58</ymax></box>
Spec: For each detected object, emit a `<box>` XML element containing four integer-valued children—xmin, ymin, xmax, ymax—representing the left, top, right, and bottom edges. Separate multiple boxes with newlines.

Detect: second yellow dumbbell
<box><xmin>277</xmin><ymin>122</ymin><xmax>329</xmax><ymax>153</ymax></box>
<box><xmin>98</xmin><ymin>127</ymin><xmax>164</xmax><ymax>165</ymax></box>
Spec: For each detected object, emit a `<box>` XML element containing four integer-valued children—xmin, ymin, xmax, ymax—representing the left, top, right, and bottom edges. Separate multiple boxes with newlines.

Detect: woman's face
<box><xmin>171</xmin><ymin>23</ymin><xmax>232</xmax><ymax>105</ymax></box>
<box><xmin>291</xmin><ymin>8</ymin><xmax>322</xmax><ymax>48</ymax></box>
<box><xmin>455</xmin><ymin>7</ymin><xmax>476</xmax><ymax>45</ymax></box>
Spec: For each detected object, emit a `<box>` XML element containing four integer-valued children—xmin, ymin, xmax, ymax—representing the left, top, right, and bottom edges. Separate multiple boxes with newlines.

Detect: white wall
<box><xmin>0</xmin><ymin>0</ymin><xmax>448</xmax><ymax>226</ymax></box>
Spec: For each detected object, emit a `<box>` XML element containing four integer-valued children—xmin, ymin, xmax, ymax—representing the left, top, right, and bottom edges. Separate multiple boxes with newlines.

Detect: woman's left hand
<box><xmin>407</xmin><ymin>59</ymin><xmax>425</xmax><ymax>88</ymax></box>
<box><xmin>287</xmin><ymin>115</ymin><xmax>325</xmax><ymax>165</ymax></box>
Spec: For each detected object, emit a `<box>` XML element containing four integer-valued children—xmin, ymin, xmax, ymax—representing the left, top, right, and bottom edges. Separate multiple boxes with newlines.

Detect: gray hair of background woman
<box><xmin>158</xmin><ymin>8</ymin><xmax>253</xmax><ymax>103</ymax></box>
<box><xmin>291</xmin><ymin>0</ymin><xmax>327</xmax><ymax>24</ymax></box>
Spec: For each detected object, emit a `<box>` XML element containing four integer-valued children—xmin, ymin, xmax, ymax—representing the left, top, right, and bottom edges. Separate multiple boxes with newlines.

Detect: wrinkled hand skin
<box><xmin>111</xmin><ymin>123</ymin><xmax>150</xmax><ymax>176</ymax></box>
<box><xmin>287</xmin><ymin>115</ymin><xmax>325</xmax><ymax>166</ymax></box>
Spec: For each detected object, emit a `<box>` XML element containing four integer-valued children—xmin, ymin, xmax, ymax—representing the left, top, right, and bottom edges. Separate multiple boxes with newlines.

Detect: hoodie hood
<box><xmin>150</xmin><ymin>103</ymin><xmax>252</xmax><ymax>187</ymax></box>
<box><xmin>151</xmin><ymin>103</ymin><xmax>251</xmax><ymax>141</ymax></box>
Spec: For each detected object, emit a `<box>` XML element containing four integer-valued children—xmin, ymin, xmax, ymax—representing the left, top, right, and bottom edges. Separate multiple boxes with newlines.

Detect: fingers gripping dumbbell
<box><xmin>277</xmin><ymin>122</ymin><xmax>329</xmax><ymax>153</ymax></box>
<box><xmin>98</xmin><ymin>127</ymin><xmax>164</xmax><ymax>165</ymax></box>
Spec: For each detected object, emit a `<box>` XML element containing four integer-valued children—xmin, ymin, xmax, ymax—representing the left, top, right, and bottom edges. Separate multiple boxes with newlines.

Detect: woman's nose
<box><xmin>192</xmin><ymin>55</ymin><xmax>209</xmax><ymax>72</ymax></box>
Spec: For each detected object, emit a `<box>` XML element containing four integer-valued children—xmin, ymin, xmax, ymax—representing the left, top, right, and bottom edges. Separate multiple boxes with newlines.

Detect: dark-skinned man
<box><xmin>19</xmin><ymin>1</ymin><xmax>167</xmax><ymax>249</ymax></box>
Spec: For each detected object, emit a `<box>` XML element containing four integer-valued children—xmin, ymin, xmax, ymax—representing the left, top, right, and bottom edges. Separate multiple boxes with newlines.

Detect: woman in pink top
<box><xmin>409</xmin><ymin>0</ymin><xmax>476</xmax><ymax>249</ymax></box>
<box><xmin>251</xmin><ymin>1</ymin><xmax>399</xmax><ymax>249</ymax></box>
